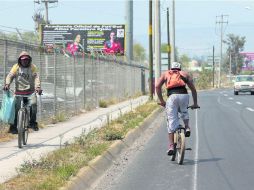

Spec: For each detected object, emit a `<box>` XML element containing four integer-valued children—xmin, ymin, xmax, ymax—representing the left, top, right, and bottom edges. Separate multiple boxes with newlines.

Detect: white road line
<box><xmin>193</xmin><ymin>109</ymin><xmax>199</xmax><ymax>190</ymax></box>
<box><xmin>246</xmin><ymin>107</ymin><xmax>254</xmax><ymax>112</ymax></box>
<box><xmin>236</xmin><ymin>102</ymin><xmax>242</xmax><ymax>105</ymax></box>
<box><xmin>228</xmin><ymin>97</ymin><xmax>233</xmax><ymax>100</ymax></box>
<box><xmin>224</xmin><ymin>94</ymin><xmax>228</xmax><ymax>97</ymax></box>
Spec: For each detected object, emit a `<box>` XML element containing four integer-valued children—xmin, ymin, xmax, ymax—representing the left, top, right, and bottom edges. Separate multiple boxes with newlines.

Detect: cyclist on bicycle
<box><xmin>3</xmin><ymin>51</ymin><xmax>42</xmax><ymax>134</ymax></box>
<box><xmin>156</xmin><ymin>62</ymin><xmax>199</xmax><ymax>155</ymax></box>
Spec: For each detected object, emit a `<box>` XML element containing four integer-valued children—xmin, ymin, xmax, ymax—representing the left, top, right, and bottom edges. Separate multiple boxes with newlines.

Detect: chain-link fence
<box><xmin>0</xmin><ymin>39</ymin><xmax>148</xmax><ymax>124</ymax></box>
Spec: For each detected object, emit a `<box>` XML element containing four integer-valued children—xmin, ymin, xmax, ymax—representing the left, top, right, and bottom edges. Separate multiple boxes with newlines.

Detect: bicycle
<box><xmin>16</xmin><ymin>91</ymin><xmax>42</xmax><ymax>148</ymax></box>
<box><xmin>168</xmin><ymin>106</ymin><xmax>200</xmax><ymax>165</ymax></box>
<box><xmin>159</xmin><ymin>103</ymin><xmax>186</xmax><ymax>165</ymax></box>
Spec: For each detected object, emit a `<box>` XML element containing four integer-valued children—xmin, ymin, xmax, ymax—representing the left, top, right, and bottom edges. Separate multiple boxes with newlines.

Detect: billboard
<box><xmin>40</xmin><ymin>24</ymin><xmax>125</xmax><ymax>55</ymax></box>
<box><xmin>240</xmin><ymin>52</ymin><xmax>254</xmax><ymax>71</ymax></box>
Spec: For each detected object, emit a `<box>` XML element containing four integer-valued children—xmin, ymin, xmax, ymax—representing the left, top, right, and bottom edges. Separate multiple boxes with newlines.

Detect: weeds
<box><xmin>99</xmin><ymin>99</ymin><xmax>108</xmax><ymax>108</ymax></box>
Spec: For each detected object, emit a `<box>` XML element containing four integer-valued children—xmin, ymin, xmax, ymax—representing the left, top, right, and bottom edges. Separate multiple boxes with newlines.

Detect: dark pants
<box><xmin>11</xmin><ymin>95</ymin><xmax>37</xmax><ymax>129</ymax></box>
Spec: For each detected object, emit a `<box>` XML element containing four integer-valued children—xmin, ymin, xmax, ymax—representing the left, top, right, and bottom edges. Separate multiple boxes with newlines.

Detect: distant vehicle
<box><xmin>234</xmin><ymin>75</ymin><xmax>254</xmax><ymax>95</ymax></box>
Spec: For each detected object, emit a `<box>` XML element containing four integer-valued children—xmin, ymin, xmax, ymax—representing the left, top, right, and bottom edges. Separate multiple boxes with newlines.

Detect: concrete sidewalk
<box><xmin>0</xmin><ymin>96</ymin><xmax>149</xmax><ymax>184</ymax></box>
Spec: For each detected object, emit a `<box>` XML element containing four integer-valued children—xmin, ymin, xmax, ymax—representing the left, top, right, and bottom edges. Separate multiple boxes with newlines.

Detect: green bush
<box><xmin>99</xmin><ymin>100</ymin><xmax>108</xmax><ymax>108</ymax></box>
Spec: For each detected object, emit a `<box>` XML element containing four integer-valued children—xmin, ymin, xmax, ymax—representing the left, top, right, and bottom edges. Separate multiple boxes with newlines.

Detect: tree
<box><xmin>133</xmin><ymin>43</ymin><xmax>146</xmax><ymax>61</ymax></box>
<box><xmin>0</xmin><ymin>31</ymin><xmax>39</xmax><ymax>44</ymax></box>
<box><xmin>22</xmin><ymin>32</ymin><xmax>39</xmax><ymax>44</ymax></box>
<box><xmin>161</xmin><ymin>43</ymin><xmax>179</xmax><ymax>61</ymax></box>
<box><xmin>195</xmin><ymin>66</ymin><xmax>213</xmax><ymax>89</ymax></box>
<box><xmin>161</xmin><ymin>43</ymin><xmax>169</xmax><ymax>53</ymax></box>
<box><xmin>179</xmin><ymin>54</ymin><xmax>190</xmax><ymax>70</ymax></box>
<box><xmin>223</xmin><ymin>34</ymin><xmax>246</xmax><ymax>74</ymax></box>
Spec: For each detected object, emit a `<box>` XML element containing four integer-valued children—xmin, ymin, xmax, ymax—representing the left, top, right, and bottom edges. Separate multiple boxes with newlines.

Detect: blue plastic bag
<box><xmin>0</xmin><ymin>91</ymin><xmax>16</xmax><ymax>124</ymax></box>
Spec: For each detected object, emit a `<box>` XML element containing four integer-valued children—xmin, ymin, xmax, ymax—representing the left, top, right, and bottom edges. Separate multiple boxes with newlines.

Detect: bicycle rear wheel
<box><xmin>177</xmin><ymin>131</ymin><xmax>186</xmax><ymax>165</ymax></box>
<box><xmin>17</xmin><ymin>110</ymin><xmax>25</xmax><ymax>148</ymax></box>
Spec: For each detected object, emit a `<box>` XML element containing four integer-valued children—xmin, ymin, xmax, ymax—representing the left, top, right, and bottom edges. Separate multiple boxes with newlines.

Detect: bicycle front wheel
<box><xmin>17</xmin><ymin>110</ymin><xmax>25</xmax><ymax>148</ymax></box>
<box><xmin>23</xmin><ymin>113</ymin><xmax>29</xmax><ymax>145</ymax></box>
<box><xmin>177</xmin><ymin>131</ymin><xmax>186</xmax><ymax>165</ymax></box>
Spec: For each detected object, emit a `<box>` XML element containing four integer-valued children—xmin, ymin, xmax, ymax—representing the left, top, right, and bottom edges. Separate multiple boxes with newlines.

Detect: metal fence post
<box><xmin>91</xmin><ymin>56</ymin><xmax>94</xmax><ymax>107</ymax></box>
<box><xmin>83</xmin><ymin>54</ymin><xmax>86</xmax><ymax>109</ymax></box>
<box><xmin>64</xmin><ymin>56</ymin><xmax>67</xmax><ymax>113</ymax></box>
<box><xmin>54</xmin><ymin>50</ymin><xmax>57</xmax><ymax>117</ymax></box>
<box><xmin>73</xmin><ymin>56</ymin><xmax>77</xmax><ymax>114</ymax></box>
<box><xmin>141</xmin><ymin>67</ymin><xmax>145</xmax><ymax>95</ymax></box>
<box><xmin>3</xmin><ymin>40</ymin><xmax>8</xmax><ymax>84</ymax></box>
<box><xmin>38</xmin><ymin>51</ymin><xmax>42</xmax><ymax>121</ymax></box>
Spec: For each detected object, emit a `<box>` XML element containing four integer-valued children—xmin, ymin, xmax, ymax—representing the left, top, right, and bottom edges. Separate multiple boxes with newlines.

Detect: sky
<box><xmin>0</xmin><ymin>0</ymin><xmax>254</xmax><ymax>58</ymax></box>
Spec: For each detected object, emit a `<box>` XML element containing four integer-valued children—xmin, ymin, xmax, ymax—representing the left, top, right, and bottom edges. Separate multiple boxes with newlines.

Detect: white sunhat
<box><xmin>171</xmin><ymin>62</ymin><xmax>181</xmax><ymax>70</ymax></box>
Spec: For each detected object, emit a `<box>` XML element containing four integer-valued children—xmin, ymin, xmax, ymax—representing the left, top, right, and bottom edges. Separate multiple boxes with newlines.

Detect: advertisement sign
<box><xmin>40</xmin><ymin>24</ymin><xmax>125</xmax><ymax>55</ymax></box>
<box><xmin>240</xmin><ymin>52</ymin><xmax>254</xmax><ymax>71</ymax></box>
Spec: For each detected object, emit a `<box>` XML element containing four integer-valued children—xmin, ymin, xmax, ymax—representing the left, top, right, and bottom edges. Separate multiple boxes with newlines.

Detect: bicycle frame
<box><xmin>16</xmin><ymin>94</ymin><xmax>35</xmax><ymax>125</ymax></box>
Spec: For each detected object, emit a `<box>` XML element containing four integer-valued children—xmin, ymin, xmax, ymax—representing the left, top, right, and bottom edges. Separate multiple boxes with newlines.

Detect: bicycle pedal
<box><xmin>185</xmin><ymin>148</ymin><xmax>192</xmax><ymax>151</ymax></box>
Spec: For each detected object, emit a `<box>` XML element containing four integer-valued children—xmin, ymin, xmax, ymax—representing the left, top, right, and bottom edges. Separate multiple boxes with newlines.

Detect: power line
<box><xmin>0</xmin><ymin>25</ymin><xmax>34</xmax><ymax>32</ymax></box>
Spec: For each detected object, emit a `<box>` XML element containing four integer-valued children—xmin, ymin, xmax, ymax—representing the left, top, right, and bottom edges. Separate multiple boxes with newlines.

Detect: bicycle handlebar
<box><xmin>3</xmin><ymin>89</ymin><xmax>43</xmax><ymax>96</ymax></box>
<box><xmin>157</xmin><ymin>102</ymin><xmax>200</xmax><ymax>110</ymax></box>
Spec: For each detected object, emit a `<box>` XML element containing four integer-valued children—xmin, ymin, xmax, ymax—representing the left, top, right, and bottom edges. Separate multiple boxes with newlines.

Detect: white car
<box><xmin>234</xmin><ymin>75</ymin><xmax>254</xmax><ymax>95</ymax></box>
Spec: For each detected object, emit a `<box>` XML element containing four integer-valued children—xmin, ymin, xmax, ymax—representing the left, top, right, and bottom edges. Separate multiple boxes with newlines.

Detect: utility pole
<box><xmin>213</xmin><ymin>46</ymin><xmax>215</xmax><ymax>88</ymax></box>
<box><xmin>126</xmin><ymin>0</ymin><xmax>133</xmax><ymax>62</ymax></box>
<box><xmin>154</xmin><ymin>0</ymin><xmax>161</xmax><ymax>99</ymax></box>
<box><xmin>149</xmin><ymin>0</ymin><xmax>153</xmax><ymax>100</ymax></box>
<box><xmin>229</xmin><ymin>48</ymin><xmax>232</xmax><ymax>79</ymax></box>
<box><xmin>216</xmin><ymin>14</ymin><xmax>228</xmax><ymax>88</ymax></box>
<box><xmin>34</xmin><ymin>0</ymin><xmax>58</xmax><ymax>24</ymax></box>
<box><xmin>167</xmin><ymin>7</ymin><xmax>171</xmax><ymax>69</ymax></box>
<box><xmin>170</xmin><ymin>0</ymin><xmax>176</xmax><ymax>63</ymax></box>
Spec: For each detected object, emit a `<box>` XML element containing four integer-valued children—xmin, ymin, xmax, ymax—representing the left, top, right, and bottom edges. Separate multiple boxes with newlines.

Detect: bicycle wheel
<box><xmin>17</xmin><ymin>110</ymin><xmax>25</xmax><ymax>148</ymax></box>
<box><xmin>177</xmin><ymin>130</ymin><xmax>186</xmax><ymax>165</ymax></box>
<box><xmin>22</xmin><ymin>111</ymin><xmax>29</xmax><ymax>145</ymax></box>
<box><xmin>171</xmin><ymin>133</ymin><xmax>177</xmax><ymax>161</ymax></box>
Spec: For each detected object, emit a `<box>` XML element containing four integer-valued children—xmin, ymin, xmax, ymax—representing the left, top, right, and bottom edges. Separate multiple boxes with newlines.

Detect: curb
<box><xmin>60</xmin><ymin>107</ymin><xmax>163</xmax><ymax>190</ymax></box>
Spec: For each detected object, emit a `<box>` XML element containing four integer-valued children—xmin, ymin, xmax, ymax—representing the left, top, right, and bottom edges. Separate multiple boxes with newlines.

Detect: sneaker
<box><xmin>8</xmin><ymin>125</ymin><xmax>18</xmax><ymax>134</ymax></box>
<box><xmin>30</xmin><ymin>122</ymin><xmax>39</xmax><ymax>131</ymax></box>
<box><xmin>185</xmin><ymin>127</ymin><xmax>191</xmax><ymax>137</ymax></box>
<box><xmin>167</xmin><ymin>144</ymin><xmax>174</xmax><ymax>156</ymax></box>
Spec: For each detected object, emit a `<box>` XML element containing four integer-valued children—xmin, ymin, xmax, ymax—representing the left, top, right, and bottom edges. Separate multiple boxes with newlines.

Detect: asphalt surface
<box><xmin>91</xmin><ymin>89</ymin><xmax>254</xmax><ymax>190</ymax></box>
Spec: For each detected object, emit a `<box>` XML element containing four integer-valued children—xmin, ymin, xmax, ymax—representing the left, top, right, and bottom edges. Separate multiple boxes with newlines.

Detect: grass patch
<box><xmin>99</xmin><ymin>99</ymin><xmax>108</xmax><ymax>108</ymax></box>
<box><xmin>1</xmin><ymin>101</ymin><xmax>158</xmax><ymax>190</ymax></box>
<box><xmin>0</xmin><ymin>124</ymin><xmax>16</xmax><ymax>143</ymax></box>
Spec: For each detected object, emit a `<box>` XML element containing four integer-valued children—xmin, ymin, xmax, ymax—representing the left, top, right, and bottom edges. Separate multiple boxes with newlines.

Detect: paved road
<box><xmin>92</xmin><ymin>89</ymin><xmax>254</xmax><ymax>190</ymax></box>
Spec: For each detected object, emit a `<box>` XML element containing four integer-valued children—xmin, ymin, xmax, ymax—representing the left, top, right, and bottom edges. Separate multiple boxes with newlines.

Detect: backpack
<box><xmin>165</xmin><ymin>70</ymin><xmax>186</xmax><ymax>89</ymax></box>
